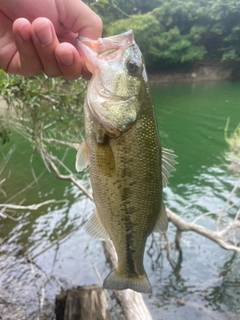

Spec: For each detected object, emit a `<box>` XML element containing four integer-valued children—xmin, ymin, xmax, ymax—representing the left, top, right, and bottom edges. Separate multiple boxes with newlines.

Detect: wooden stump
<box><xmin>55</xmin><ymin>285</ymin><xmax>111</xmax><ymax>320</ymax></box>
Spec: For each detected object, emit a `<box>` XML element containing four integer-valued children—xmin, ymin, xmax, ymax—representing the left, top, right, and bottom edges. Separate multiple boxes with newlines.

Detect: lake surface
<box><xmin>0</xmin><ymin>81</ymin><xmax>239</xmax><ymax>319</ymax></box>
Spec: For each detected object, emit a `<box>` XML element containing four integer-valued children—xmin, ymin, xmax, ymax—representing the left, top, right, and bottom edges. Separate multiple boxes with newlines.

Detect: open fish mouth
<box><xmin>76</xmin><ymin>30</ymin><xmax>135</xmax><ymax>73</ymax></box>
<box><xmin>76</xmin><ymin>30</ymin><xmax>134</xmax><ymax>54</ymax></box>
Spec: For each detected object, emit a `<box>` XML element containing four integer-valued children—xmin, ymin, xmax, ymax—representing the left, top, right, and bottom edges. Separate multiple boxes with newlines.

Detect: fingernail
<box><xmin>35</xmin><ymin>24</ymin><xmax>53</xmax><ymax>46</ymax></box>
<box><xmin>57</xmin><ymin>52</ymin><xmax>74</xmax><ymax>66</ymax></box>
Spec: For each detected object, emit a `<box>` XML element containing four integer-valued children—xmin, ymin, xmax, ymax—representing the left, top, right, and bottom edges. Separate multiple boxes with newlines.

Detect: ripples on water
<box><xmin>0</xmin><ymin>81</ymin><xmax>239</xmax><ymax>319</ymax></box>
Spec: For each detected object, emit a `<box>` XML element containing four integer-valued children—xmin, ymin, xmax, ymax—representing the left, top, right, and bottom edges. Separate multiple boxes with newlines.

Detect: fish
<box><xmin>75</xmin><ymin>30</ymin><xmax>177</xmax><ymax>293</ymax></box>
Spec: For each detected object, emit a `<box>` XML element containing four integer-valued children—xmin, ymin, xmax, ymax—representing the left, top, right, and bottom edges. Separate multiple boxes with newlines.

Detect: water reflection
<box><xmin>146</xmin><ymin>229</ymin><xmax>240</xmax><ymax>320</ymax></box>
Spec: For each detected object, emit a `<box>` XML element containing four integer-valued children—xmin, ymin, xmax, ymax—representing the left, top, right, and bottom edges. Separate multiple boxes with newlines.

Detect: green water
<box><xmin>153</xmin><ymin>81</ymin><xmax>240</xmax><ymax>217</ymax></box>
<box><xmin>0</xmin><ymin>81</ymin><xmax>239</xmax><ymax>319</ymax></box>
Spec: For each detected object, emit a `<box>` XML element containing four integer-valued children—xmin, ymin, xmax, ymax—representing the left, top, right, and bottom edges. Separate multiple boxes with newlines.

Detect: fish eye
<box><xmin>126</xmin><ymin>59</ymin><xmax>141</xmax><ymax>76</ymax></box>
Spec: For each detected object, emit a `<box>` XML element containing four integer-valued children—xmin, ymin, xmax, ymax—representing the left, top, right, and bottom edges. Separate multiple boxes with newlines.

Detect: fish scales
<box><xmin>76</xmin><ymin>30</ymin><xmax>177</xmax><ymax>293</ymax></box>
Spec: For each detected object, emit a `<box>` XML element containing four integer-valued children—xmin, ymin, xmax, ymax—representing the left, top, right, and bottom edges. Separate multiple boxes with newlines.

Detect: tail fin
<box><xmin>103</xmin><ymin>268</ymin><xmax>152</xmax><ymax>293</ymax></box>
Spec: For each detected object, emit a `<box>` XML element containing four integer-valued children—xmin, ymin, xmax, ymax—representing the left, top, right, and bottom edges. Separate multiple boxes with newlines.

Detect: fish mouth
<box><xmin>76</xmin><ymin>30</ymin><xmax>134</xmax><ymax>73</ymax></box>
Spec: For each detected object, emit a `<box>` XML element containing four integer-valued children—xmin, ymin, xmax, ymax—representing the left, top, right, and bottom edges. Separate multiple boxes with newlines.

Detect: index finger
<box><xmin>56</xmin><ymin>0</ymin><xmax>102</xmax><ymax>40</ymax></box>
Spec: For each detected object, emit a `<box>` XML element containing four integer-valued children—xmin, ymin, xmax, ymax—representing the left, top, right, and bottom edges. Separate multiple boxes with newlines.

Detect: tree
<box><xmin>208</xmin><ymin>0</ymin><xmax>240</xmax><ymax>62</ymax></box>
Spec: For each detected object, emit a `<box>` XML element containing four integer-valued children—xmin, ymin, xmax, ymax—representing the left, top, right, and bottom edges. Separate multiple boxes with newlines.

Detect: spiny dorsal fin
<box><xmin>162</xmin><ymin>147</ymin><xmax>178</xmax><ymax>188</ymax></box>
<box><xmin>75</xmin><ymin>139</ymin><xmax>89</xmax><ymax>172</ymax></box>
<box><xmin>85</xmin><ymin>209</ymin><xmax>110</xmax><ymax>240</ymax></box>
<box><xmin>153</xmin><ymin>201</ymin><xmax>168</xmax><ymax>233</ymax></box>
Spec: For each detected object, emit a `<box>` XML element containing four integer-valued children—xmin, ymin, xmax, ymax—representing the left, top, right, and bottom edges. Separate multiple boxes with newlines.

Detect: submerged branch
<box><xmin>167</xmin><ymin>177</ymin><xmax>240</xmax><ymax>254</ymax></box>
<box><xmin>0</xmin><ymin>199</ymin><xmax>67</xmax><ymax>211</ymax></box>
<box><xmin>43</xmin><ymin>151</ymin><xmax>93</xmax><ymax>200</ymax></box>
<box><xmin>167</xmin><ymin>208</ymin><xmax>240</xmax><ymax>254</ymax></box>
<box><xmin>0</xmin><ymin>199</ymin><xmax>67</xmax><ymax>220</ymax></box>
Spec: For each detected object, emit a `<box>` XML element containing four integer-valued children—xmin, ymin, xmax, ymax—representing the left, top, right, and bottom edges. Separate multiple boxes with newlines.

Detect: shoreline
<box><xmin>148</xmin><ymin>64</ymin><xmax>239</xmax><ymax>84</ymax></box>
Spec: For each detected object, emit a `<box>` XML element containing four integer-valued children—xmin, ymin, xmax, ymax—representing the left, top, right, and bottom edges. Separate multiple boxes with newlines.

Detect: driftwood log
<box><xmin>55</xmin><ymin>285</ymin><xmax>111</xmax><ymax>320</ymax></box>
<box><xmin>103</xmin><ymin>240</ymin><xmax>153</xmax><ymax>320</ymax></box>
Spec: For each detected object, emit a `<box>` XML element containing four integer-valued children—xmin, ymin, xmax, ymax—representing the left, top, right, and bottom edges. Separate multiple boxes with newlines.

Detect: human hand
<box><xmin>0</xmin><ymin>0</ymin><xmax>102</xmax><ymax>79</ymax></box>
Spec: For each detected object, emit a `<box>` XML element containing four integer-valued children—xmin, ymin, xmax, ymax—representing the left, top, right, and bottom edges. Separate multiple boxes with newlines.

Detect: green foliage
<box><xmin>153</xmin><ymin>27</ymin><xmax>206</xmax><ymax>65</ymax></box>
<box><xmin>108</xmin><ymin>0</ymin><xmax>161</xmax><ymax>15</ymax></box>
<box><xmin>0</xmin><ymin>123</ymin><xmax>10</xmax><ymax>145</ymax></box>
<box><xmin>98</xmin><ymin>0</ymin><xmax>240</xmax><ymax>68</ymax></box>
<box><xmin>150</xmin><ymin>0</ymin><xmax>211</xmax><ymax>65</ymax></box>
<box><xmin>0</xmin><ymin>71</ymin><xmax>86</xmax><ymax>153</ymax></box>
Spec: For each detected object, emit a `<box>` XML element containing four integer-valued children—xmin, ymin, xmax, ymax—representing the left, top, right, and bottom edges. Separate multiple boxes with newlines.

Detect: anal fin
<box><xmin>85</xmin><ymin>209</ymin><xmax>110</xmax><ymax>240</ymax></box>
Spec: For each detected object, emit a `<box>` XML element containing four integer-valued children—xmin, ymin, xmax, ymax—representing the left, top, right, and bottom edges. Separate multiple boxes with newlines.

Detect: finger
<box><xmin>56</xmin><ymin>1</ymin><xmax>102</xmax><ymax>78</ymax></box>
<box><xmin>56</xmin><ymin>0</ymin><xmax>102</xmax><ymax>40</ymax></box>
<box><xmin>55</xmin><ymin>42</ymin><xmax>91</xmax><ymax>80</ymax></box>
<box><xmin>0</xmin><ymin>10</ymin><xmax>17</xmax><ymax>73</ymax></box>
<box><xmin>12</xmin><ymin>18</ymin><xmax>43</xmax><ymax>76</ymax></box>
<box><xmin>31</xmin><ymin>18</ymin><xmax>62</xmax><ymax>78</ymax></box>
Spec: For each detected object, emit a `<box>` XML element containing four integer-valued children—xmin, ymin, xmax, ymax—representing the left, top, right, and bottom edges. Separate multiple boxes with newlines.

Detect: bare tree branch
<box><xmin>0</xmin><ymin>200</ymin><xmax>67</xmax><ymax>220</ymax></box>
<box><xmin>43</xmin><ymin>137</ymin><xmax>80</xmax><ymax>150</ymax></box>
<box><xmin>166</xmin><ymin>208</ymin><xmax>240</xmax><ymax>253</ymax></box>
<box><xmin>0</xmin><ymin>199</ymin><xmax>67</xmax><ymax>211</ymax></box>
<box><xmin>43</xmin><ymin>150</ymin><xmax>93</xmax><ymax>200</ymax></box>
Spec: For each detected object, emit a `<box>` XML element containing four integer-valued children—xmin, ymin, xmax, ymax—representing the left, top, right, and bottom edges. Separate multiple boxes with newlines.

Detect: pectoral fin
<box><xmin>75</xmin><ymin>139</ymin><xmax>89</xmax><ymax>172</ymax></box>
<box><xmin>162</xmin><ymin>147</ymin><xmax>178</xmax><ymax>188</ymax></box>
<box><xmin>153</xmin><ymin>202</ymin><xmax>168</xmax><ymax>233</ymax></box>
<box><xmin>85</xmin><ymin>209</ymin><xmax>110</xmax><ymax>240</ymax></box>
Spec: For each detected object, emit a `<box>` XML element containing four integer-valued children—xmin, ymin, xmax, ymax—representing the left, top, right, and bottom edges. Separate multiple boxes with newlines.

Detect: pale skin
<box><xmin>0</xmin><ymin>0</ymin><xmax>102</xmax><ymax>79</ymax></box>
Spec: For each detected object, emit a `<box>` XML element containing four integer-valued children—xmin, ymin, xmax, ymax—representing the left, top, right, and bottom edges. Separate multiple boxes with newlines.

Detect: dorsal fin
<box><xmin>162</xmin><ymin>147</ymin><xmax>178</xmax><ymax>188</ymax></box>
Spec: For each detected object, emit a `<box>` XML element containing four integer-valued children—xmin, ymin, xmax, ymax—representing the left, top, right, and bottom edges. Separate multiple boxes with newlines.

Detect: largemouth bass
<box><xmin>76</xmin><ymin>30</ymin><xmax>177</xmax><ymax>293</ymax></box>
